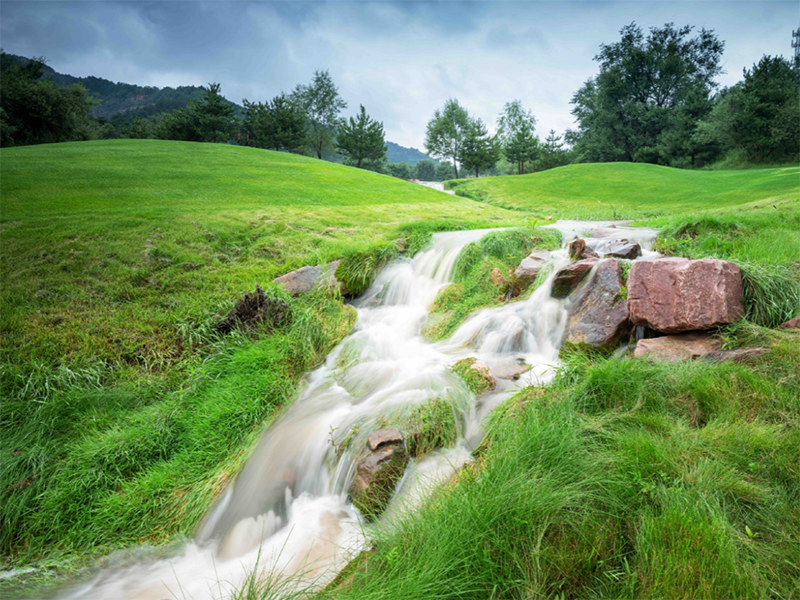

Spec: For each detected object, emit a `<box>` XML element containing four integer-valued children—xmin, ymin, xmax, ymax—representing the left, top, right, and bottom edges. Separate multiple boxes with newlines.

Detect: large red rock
<box><xmin>551</xmin><ymin>259</ymin><xmax>597</xmax><ymax>298</ymax></box>
<box><xmin>563</xmin><ymin>259</ymin><xmax>631</xmax><ymax>348</ymax></box>
<box><xmin>628</xmin><ymin>258</ymin><xmax>743</xmax><ymax>333</ymax></box>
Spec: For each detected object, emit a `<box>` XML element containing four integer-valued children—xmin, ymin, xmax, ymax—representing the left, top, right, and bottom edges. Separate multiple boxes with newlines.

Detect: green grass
<box><xmin>0</xmin><ymin>140</ymin><xmax>522</xmax><ymax>576</ymax></box>
<box><xmin>447</xmin><ymin>162</ymin><xmax>799</xmax><ymax>219</ymax></box>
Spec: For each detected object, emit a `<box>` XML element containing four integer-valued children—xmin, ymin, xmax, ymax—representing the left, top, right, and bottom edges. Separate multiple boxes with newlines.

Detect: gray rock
<box><xmin>273</xmin><ymin>260</ymin><xmax>341</xmax><ymax>295</ymax></box>
<box><xmin>563</xmin><ymin>259</ymin><xmax>631</xmax><ymax>349</ymax></box>
<box><xmin>514</xmin><ymin>251</ymin><xmax>550</xmax><ymax>282</ymax></box>
<box><xmin>551</xmin><ymin>259</ymin><xmax>597</xmax><ymax>298</ymax></box>
<box><xmin>587</xmin><ymin>238</ymin><xmax>642</xmax><ymax>259</ymax></box>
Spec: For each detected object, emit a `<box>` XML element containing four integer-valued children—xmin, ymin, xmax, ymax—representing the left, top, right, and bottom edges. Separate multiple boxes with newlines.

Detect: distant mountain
<box><xmin>5</xmin><ymin>54</ymin><xmax>241</xmax><ymax>124</ymax></box>
<box><xmin>386</xmin><ymin>141</ymin><xmax>437</xmax><ymax>166</ymax></box>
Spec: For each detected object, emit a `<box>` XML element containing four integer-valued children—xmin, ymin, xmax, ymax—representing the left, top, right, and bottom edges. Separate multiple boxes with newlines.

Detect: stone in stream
<box><xmin>513</xmin><ymin>251</ymin><xmax>551</xmax><ymax>294</ymax></box>
<box><xmin>779</xmin><ymin>316</ymin><xmax>800</xmax><ymax>329</ymax></box>
<box><xmin>628</xmin><ymin>258</ymin><xmax>744</xmax><ymax>334</ymax></box>
<box><xmin>450</xmin><ymin>357</ymin><xmax>496</xmax><ymax>395</ymax></box>
<box><xmin>563</xmin><ymin>259</ymin><xmax>631</xmax><ymax>349</ymax></box>
<box><xmin>568</xmin><ymin>238</ymin><xmax>599</xmax><ymax>261</ymax></box>
<box><xmin>350</xmin><ymin>430</ymin><xmax>408</xmax><ymax>521</ymax></box>
<box><xmin>273</xmin><ymin>260</ymin><xmax>341</xmax><ymax>295</ymax></box>
<box><xmin>587</xmin><ymin>238</ymin><xmax>642</xmax><ymax>259</ymax></box>
<box><xmin>551</xmin><ymin>259</ymin><xmax>597</xmax><ymax>298</ymax></box>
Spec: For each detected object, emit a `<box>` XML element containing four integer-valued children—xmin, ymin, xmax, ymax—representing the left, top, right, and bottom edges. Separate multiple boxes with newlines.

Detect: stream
<box><xmin>59</xmin><ymin>221</ymin><xmax>658</xmax><ymax>600</ymax></box>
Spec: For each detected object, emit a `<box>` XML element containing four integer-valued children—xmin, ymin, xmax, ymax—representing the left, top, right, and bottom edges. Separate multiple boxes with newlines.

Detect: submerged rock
<box><xmin>632</xmin><ymin>332</ymin><xmax>723</xmax><ymax>362</ymax></box>
<box><xmin>350</xmin><ymin>431</ymin><xmax>408</xmax><ymax>521</ymax></box>
<box><xmin>628</xmin><ymin>258</ymin><xmax>743</xmax><ymax>333</ymax></box>
<box><xmin>551</xmin><ymin>259</ymin><xmax>597</xmax><ymax>298</ymax></box>
<box><xmin>450</xmin><ymin>357</ymin><xmax>496</xmax><ymax>395</ymax></box>
<box><xmin>273</xmin><ymin>260</ymin><xmax>341</xmax><ymax>295</ymax></box>
<box><xmin>563</xmin><ymin>259</ymin><xmax>631</xmax><ymax>349</ymax></box>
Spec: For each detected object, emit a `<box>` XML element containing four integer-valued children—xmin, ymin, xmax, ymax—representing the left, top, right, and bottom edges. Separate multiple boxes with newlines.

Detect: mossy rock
<box><xmin>350</xmin><ymin>444</ymin><xmax>408</xmax><ymax>521</ymax></box>
<box><xmin>450</xmin><ymin>357</ymin><xmax>496</xmax><ymax>395</ymax></box>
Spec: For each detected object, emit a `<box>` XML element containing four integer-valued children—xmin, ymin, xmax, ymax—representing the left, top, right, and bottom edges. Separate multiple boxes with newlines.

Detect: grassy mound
<box><xmin>0</xmin><ymin>140</ymin><xmax>522</xmax><ymax>570</ymax></box>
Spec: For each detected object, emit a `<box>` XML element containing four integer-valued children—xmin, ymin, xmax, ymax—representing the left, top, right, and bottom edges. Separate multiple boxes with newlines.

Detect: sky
<box><xmin>1</xmin><ymin>1</ymin><xmax>798</xmax><ymax>149</ymax></box>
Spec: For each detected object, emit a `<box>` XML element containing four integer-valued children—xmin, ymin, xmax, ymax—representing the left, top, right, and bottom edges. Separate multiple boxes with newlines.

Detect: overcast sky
<box><xmin>2</xmin><ymin>1</ymin><xmax>797</xmax><ymax>149</ymax></box>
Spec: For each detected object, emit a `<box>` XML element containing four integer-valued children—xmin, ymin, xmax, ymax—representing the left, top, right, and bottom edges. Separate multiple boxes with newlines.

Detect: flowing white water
<box><xmin>59</xmin><ymin>223</ymin><xmax>657</xmax><ymax>600</ymax></box>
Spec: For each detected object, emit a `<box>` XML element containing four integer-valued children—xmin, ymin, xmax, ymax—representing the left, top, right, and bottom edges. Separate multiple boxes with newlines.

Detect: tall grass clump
<box><xmin>335</xmin><ymin>243</ymin><xmax>398</xmax><ymax>296</ymax></box>
<box><xmin>739</xmin><ymin>262</ymin><xmax>800</xmax><ymax>327</ymax></box>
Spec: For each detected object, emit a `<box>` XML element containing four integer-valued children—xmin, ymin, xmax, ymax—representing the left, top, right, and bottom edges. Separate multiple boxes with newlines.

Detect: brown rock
<box><xmin>633</xmin><ymin>332</ymin><xmax>723</xmax><ymax>363</ymax></box>
<box><xmin>274</xmin><ymin>261</ymin><xmax>341</xmax><ymax>295</ymax></box>
<box><xmin>779</xmin><ymin>316</ymin><xmax>800</xmax><ymax>329</ymax></box>
<box><xmin>551</xmin><ymin>259</ymin><xmax>597</xmax><ymax>298</ymax></box>
<box><xmin>367</xmin><ymin>427</ymin><xmax>404</xmax><ymax>451</ymax></box>
<box><xmin>395</xmin><ymin>238</ymin><xmax>407</xmax><ymax>253</ymax></box>
<box><xmin>350</xmin><ymin>441</ymin><xmax>408</xmax><ymax>520</ymax></box>
<box><xmin>628</xmin><ymin>258</ymin><xmax>744</xmax><ymax>334</ymax></box>
<box><xmin>568</xmin><ymin>238</ymin><xmax>599</xmax><ymax>260</ymax></box>
<box><xmin>705</xmin><ymin>347</ymin><xmax>769</xmax><ymax>363</ymax></box>
<box><xmin>514</xmin><ymin>251</ymin><xmax>550</xmax><ymax>282</ymax></box>
<box><xmin>490</xmin><ymin>268</ymin><xmax>507</xmax><ymax>287</ymax></box>
<box><xmin>563</xmin><ymin>259</ymin><xmax>632</xmax><ymax>348</ymax></box>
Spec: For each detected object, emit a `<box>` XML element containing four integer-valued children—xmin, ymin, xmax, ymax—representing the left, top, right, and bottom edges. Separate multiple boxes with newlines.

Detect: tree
<box><xmin>434</xmin><ymin>161</ymin><xmax>457</xmax><ymax>181</ymax></box>
<box><xmin>153</xmin><ymin>82</ymin><xmax>236</xmax><ymax>143</ymax></box>
<box><xmin>414</xmin><ymin>159</ymin><xmax>436</xmax><ymax>181</ymax></box>
<box><xmin>336</xmin><ymin>105</ymin><xmax>387</xmax><ymax>168</ymax></box>
<box><xmin>386</xmin><ymin>162</ymin><xmax>413</xmax><ymax>179</ymax></box>
<box><xmin>460</xmin><ymin>118</ymin><xmax>499</xmax><ymax>178</ymax></box>
<box><xmin>242</xmin><ymin>92</ymin><xmax>305</xmax><ymax>152</ymax></box>
<box><xmin>425</xmin><ymin>98</ymin><xmax>470</xmax><ymax>178</ymax></box>
<box><xmin>0</xmin><ymin>53</ymin><xmax>97</xmax><ymax>147</ymax></box>
<box><xmin>538</xmin><ymin>130</ymin><xmax>571</xmax><ymax>171</ymax></box>
<box><xmin>293</xmin><ymin>70</ymin><xmax>347</xmax><ymax>159</ymax></box>
<box><xmin>496</xmin><ymin>100</ymin><xmax>539</xmax><ymax>174</ymax></box>
<box><xmin>570</xmin><ymin>22</ymin><xmax>724</xmax><ymax>164</ymax></box>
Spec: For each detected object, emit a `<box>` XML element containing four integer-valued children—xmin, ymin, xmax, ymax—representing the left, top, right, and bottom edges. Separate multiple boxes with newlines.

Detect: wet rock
<box><xmin>551</xmin><ymin>259</ymin><xmax>597</xmax><ymax>298</ymax></box>
<box><xmin>367</xmin><ymin>427</ymin><xmax>404</xmax><ymax>451</ymax></box>
<box><xmin>563</xmin><ymin>259</ymin><xmax>631</xmax><ymax>349</ymax></box>
<box><xmin>628</xmin><ymin>258</ymin><xmax>744</xmax><ymax>334</ymax></box>
<box><xmin>350</xmin><ymin>436</ymin><xmax>407</xmax><ymax>521</ymax></box>
<box><xmin>451</xmin><ymin>357</ymin><xmax>496</xmax><ymax>395</ymax></box>
<box><xmin>273</xmin><ymin>260</ymin><xmax>341</xmax><ymax>295</ymax></box>
<box><xmin>632</xmin><ymin>332</ymin><xmax>723</xmax><ymax>363</ymax></box>
<box><xmin>779</xmin><ymin>316</ymin><xmax>800</xmax><ymax>329</ymax></box>
<box><xmin>215</xmin><ymin>286</ymin><xmax>289</xmax><ymax>334</ymax></box>
<box><xmin>490</xmin><ymin>268</ymin><xmax>508</xmax><ymax>287</ymax></box>
<box><xmin>568</xmin><ymin>238</ymin><xmax>599</xmax><ymax>260</ymax></box>
<box><xmin>492</xmin><ymin>359</ymin><xmax>531</xmax><ymax>380</ymax></box>
<box><xmin>587</xmin><ymin>239</ymin><xmax>642</xmax><ymax>259</ymax></box>
<box><xmin>514</xmin><ymin>251</ymin><xmax>550</xmax><ymax>290</ymax></box>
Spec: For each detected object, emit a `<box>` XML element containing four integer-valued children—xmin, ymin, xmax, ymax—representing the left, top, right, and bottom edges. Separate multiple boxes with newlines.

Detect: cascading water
<box><xmin>61</xmin><ymin>222</ymin><xmax>658</xmax><ymax>600</ymax></box>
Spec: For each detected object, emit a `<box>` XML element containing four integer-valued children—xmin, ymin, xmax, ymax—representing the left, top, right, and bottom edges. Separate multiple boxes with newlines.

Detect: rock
<box><xmin>587</xmin><ymin>238</ymin><xmax>642</xmax><ymax>259</ymax></box>
<box><xmin>633</xmin><ymin>332</ymin><xmax>723</xmax><ymax>362</ymax></box>
<box><xmin>514</xmin><ymin>251</ymin><xmax>550</xmax><ymax>283</ymax></box>
<box><xmin>568</xmin><ymin>238</ymin><xmax>599</xmax><ymax>260</ymax></box>
<box><xmin>273</xmin><ymin>261</ymin><xmax>341</xmax><ymax>295</ymax></box>
<box><xmin>492</xmin><ymin>359</ymin><xmax>531</xmax><ymax>380</ymax></box>
<box><xmin>367</xmin><ymin>427</ymin><xmax>404</xmax><ymax>451</ymax></box>
<box><xmin>395</xmin><ymin>238</ymin><xmax>407</xmax><ymax>253</ymax></box>
<box><xmin>451</xmin><ymin>357</ymin><xmax>496</xmax><ymax>395</ymax></box>
<box><xmin>563</xmin><ymin>259</ymin><xmax>631</xmax><ymax>349</ymax></box>
<box><xmin>628</xmin><ymin>258</ymin><xmax>744</xmax><ymax>334</ymax></box>
<box><xmin>551</xmin><ymin>259</ymin><xmax>597</xmax><ymax>298</ymax></box>
<box><xmin>490</xmin><ymin>268</ymin><xmax>508</xmax><ymax>287</ymax></box>
<box><xmin>779</xmin><ymin>316</ymin><xmax>800</xmax><ymax>329</ymax></box>
<box><xmin>350</xmin><ymin>437</ymin><xmax>407</xmax><ymax>520</ymax></box>
<box><xmin>704</xmin><ymin>347</ymin><xmax>769</xmax><ymax>363</ymax></box>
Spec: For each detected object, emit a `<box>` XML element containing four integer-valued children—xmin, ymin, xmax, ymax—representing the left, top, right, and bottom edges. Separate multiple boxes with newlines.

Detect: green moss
<box><xmin>391</xmin><ymin>396</ymin><xmax>462</xmax><ymax>458</ymax></box>
<box><xmin>350</xmin><ymin>446</ymin><xmax>408</xmax><ymax>521</ymax></box>
<box><xmin>450</xmin><ymin>357</ymin><xmax>494</xmax><ymax>395</ymax></box>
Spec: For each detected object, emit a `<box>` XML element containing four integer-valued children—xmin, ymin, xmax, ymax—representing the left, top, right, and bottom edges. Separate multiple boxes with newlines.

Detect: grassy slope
<box><xmin>0</xmin><ymin>140</ymin><xmax>521</xmax><ymax>572</ymax></box>
<box><xmin>323</xmin><ymin>165</ymin><xmax>800</xmax><ymax>600</ymax></box>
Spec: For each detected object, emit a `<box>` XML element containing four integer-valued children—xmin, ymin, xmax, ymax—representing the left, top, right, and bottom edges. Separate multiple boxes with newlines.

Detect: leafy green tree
<box><xmin>496</xmin><ymin>100</ymin><xmax>539</xmax><ymax>174</ymax></box>
<box><xmin>570</xmin><ymin>22</ymin><xmax>724</xmax><ymax>164</ymax></box>
<box><xmin>336</xmin><ymin>105</ymin><xmax>387</xmax><ymax>168</ymax></box>
<box><xmin>387</xmin><ymin>162</ymin><xmax>413</xmax><ymax>179</ymax></box>
<box><xmin>434</xmin><ymin>161</ymin><xmax>457</xmax><ymax>181</ymax></box>
<box><xmin>120</xmin><ymin>117</ymin><xmax>151</xmax><ymax>139</ymax></box>
<box><xmin>293</xmin><ymin>70</ymin><xmax>347</xmax><ymax>159</ymax></box>
<box><xmin>242</xmin><ymin>93</ymin><xmax>305</xmax><ymax>152</ymax></box>
<box><xmin>460</xmin><ymin>119</ymin><xmax>499</xmax><ymax>178</ymax></box>
<box><xmin>153</xmin><ymin>83</ymin><xmax>236</xmax><ymax>143</ymax></box>
<box><xmin>425</xmin><ymin>98</ymin><xmax>470</xmax><ymax>178</ymax></box>
<box><xmin>414</xmin><ymin>159</ymin><xmax>436</xmax><ymax>180</ymax></box>
<box><xmin>538</xmin><ymin>130</ymin><xmax>572</xmax><ymax>171</ymax></box>
<box><xmin>0</xmin><ymin>53</ymin><xmax>97</xmax><ymax>147</ymax></box>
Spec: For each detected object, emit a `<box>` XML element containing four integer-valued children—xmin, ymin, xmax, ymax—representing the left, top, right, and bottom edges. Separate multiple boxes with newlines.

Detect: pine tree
<box><xmin>336</xmin><ymin>105</ymin><xmax>387</xmax><ymax>168</ymax></box>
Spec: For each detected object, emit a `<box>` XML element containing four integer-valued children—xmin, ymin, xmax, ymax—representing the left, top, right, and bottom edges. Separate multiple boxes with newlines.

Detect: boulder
<box><xmin>350</xmin><ymin>434</ymin><xmax>407</xmax><ymax>520</ymax></box>
<box><xmin>514</xmin><ymin>251</ymin><xmax>550</xmax><ymax>283</ymax></box>
<box><xmin>551</xmin><ymin>259</ymin><xmax>597</xmax><ymax>298</ymax></box>
<box><xmin>367</xmin><ymin>427</ymin><xmax>404</xmax><ymax>451</ymax></box>
<box><xmin>568</xmin><ymin>238</ymin><xmax>599</xmax><ymax>260</ymax></box>
<box><xmin>450</xmin><ymin>357</ymin><xmax>496</xmax><ymax>395</ymax></box>
<box><xmin>563</xmin><ymin>259</ymin><xmax>631</xmax><ymax>349</ymax></box>
<box><xmin>273</xmin><ymin>261</ymin><xmax>341</xmax><ymax>296</ymax></box>
<box><xmin>779</xmin><ymin>316</ymin><xmax>800</xmax><ymax>329</ymax></box>
<box><xmin>587</xmin><ymin>238</ymin><xmax>642</xmax><ymax>259</ymax></box>
<box><xmin>633</xmin><ymin>332</ymin><xmax>723</xmax><ymax>363</ymax></box>
<box><xmin>490</xmin><ymin>268</ymin><xmax>508</xmax><ymax>287</ymax></box>
<box><xmin>628</xmin><ymin>258</ymin><xmax>743</xmax><ymax>334</ymax></box>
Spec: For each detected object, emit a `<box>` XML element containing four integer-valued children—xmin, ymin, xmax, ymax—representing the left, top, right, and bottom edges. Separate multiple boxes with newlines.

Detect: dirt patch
<box><xmin>215</xmin><ymin>286</ymin><xmax>289</xmax><ymax>334</ymax></box>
